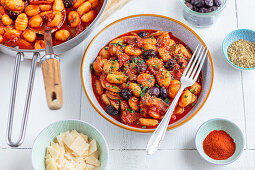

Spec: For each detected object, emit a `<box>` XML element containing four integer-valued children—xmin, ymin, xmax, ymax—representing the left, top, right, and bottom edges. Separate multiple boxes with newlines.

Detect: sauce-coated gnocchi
<box><xmin>0</xmin><ymin>0</ymin><xmax>102</xmax><ymax>49</ymax></box>
<box><xmin>91</xmin><ymin>30</ymin><xmax>202</xmax><ymax>129</ymax></box>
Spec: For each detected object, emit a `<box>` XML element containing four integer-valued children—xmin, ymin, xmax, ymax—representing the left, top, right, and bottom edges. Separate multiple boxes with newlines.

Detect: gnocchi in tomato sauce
<box><xmin>0</xmin><ymin>0</ymin><xmax>102</xmax><ymax>49</ymax></box>
<box><xmin>91</xmin><ymin>30</ymin><xmax>202</xmax><ymax>129</ymax></box>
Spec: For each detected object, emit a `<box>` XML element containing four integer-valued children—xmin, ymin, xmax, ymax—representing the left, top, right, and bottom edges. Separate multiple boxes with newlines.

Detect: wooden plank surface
<box><xmin>81</xmin><ymin>0</ymin><xmax>245</xmax><ymax>150</ymax></box>
<box><xmin>236</xmin><ymin>0</ymin><xmax>255</xmax><ymax>149</ymax></box>
<box><xmin>0</xmin><ymin>43</ymin><xmax>84</xmax><ymax>148</ymax></box>
<box><xmin>0</xmin><ymin>0</ymin><xmax>254</xmax><ymax>169</ymax></box>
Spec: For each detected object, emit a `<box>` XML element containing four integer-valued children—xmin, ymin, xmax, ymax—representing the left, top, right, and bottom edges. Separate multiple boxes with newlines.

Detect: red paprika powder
<box><xmin>203</xmin><ymin>130</ymin><xmax>236</xmax><ymax>160</ymax></box>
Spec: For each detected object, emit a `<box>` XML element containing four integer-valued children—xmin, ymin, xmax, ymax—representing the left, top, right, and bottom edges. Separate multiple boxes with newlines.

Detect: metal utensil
<box><xmin>30</xmin><ymin>10</ymin><xmax>67</xmax><ymax>110</ymax></box>
<box><xmin>5</xmin><ymin>0</ymin><xmax>108</xmax><ymax>147</ymax></box>
<box><xmin>146</xmin><ymin>45</ymin><xmax>208</xmax><ymax>155</ymax></box>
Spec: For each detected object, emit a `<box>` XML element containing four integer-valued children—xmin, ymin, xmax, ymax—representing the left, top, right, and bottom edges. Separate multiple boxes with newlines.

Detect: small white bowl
<box><xmin>32</xmin><ymin>120</ymin><xmax>109</xmax><ymax>170</ymax></box>
<box><xmin>196</xmin><ymin>118</ymin><xmax>245</xmax><ymax>165</ymax></box>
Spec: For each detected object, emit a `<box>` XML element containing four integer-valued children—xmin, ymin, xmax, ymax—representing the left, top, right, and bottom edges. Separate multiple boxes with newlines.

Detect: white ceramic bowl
<box><xmin>32</xmin><ymin>120</ymin><xmax>109</xmax><ymax>169</ymax></box>
<box><xmin>81</xmin><ymin>14</ymin><xmax>214</xmax><ymax>133</ymax></box>
<box><xmin>196</xmin><ymin>118</ymin><xmax>244</xmax><ymax>164</ymax></box>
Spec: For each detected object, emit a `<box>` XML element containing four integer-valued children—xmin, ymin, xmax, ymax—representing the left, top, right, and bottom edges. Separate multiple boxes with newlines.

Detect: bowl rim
<box><xmin>222</xmin><ymin>29</ymin><xmax>255</xmax><ymax>71</ymax></box>
<box><xmin>195</xmin><ymin>118</ymin><xmax>245</xmax><ymax>165</ymax></box>
<box><xmin>81</xmin><ymin>14</ymin><xmax>214</xmax><ymax>133</ymax></box>
<box><xmin>31</xmin><ymin>119</ymin><xmax>109</xmax><ymax>169</ymax></box>
<box><xmin>180</xmin><ymin>0</ymin><xmax>227</xmax><ymax>16</ymax></box>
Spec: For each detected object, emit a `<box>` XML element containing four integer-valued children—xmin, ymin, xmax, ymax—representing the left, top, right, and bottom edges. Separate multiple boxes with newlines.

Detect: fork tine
<box><xmin>190</xmin><ymin>46</ymin><xmax>206</xmax><ymax>79</ymax></box>
<box><xmin>193</xmin><ymin>48</ymin><xmax>208</xmax><ymax>81</ymax></box>
<box><xmin>185</xmin><ymin>45</ymin><xmax>203</xmax><ymax>78</ymax></box>
<box><xmin>183</xmin><ymin>45</ymin><xmax>199</xmax><ymax>76</ymax></box>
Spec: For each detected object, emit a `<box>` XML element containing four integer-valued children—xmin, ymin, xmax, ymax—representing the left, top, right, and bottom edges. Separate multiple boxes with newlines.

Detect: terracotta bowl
<box><xmin>81</xmin><ymin>14</ymin><xmax>214</xmax><ymax>133</ymax></box>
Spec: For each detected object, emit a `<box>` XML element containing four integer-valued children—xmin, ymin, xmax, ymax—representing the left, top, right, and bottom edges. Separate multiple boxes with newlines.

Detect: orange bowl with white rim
<box><xmin>81</xmin><ymin>14</ymin><xmax>214</xmax><ymax>133</ymax></box>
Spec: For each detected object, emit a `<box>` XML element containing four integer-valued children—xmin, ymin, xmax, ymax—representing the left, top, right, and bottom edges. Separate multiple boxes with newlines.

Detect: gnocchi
<box><xmin>0</xmin><ymin>0</ymin><xmax>101</xmax><ymax>49</ymax></box>
<box><xmin>15</xmin><ymin>13</ymin><xmax>28</xmax><ymax>31</ymax></box>
<box><xmin>25</xmin><ymin>5</ymin><xmax>40</xmax><ymax>17</ymax></box>
<box><xmin>29</xmin><ymin>14</ymin><xmax>43</xmax><ymax>28</ymax></box>
<box><xmin>81</xmin><ymin>10</ymin><xmax>96</xmax><ymax>23</ymax></box>
<box><xmin>55</xmin><ymin>29</ymin><xmax>70</xmax><ymax>41</ymax></box>
<box><xmin>91</xmin><ymin>30</ymin><xmax>202</xmax><ymax>129</ymax></box>
<box><xmin>68</xmin><ymin>11</ymin><xmax>80</xmax><ymax>28</ymax></box>
<box><xmin>22</xmin><ymin>29</ymin><xmax>36</xmax><ymax>42</ymax></box>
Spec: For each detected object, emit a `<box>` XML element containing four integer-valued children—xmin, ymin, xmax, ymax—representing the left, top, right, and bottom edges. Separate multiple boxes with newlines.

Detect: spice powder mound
<box><xmin>227</xmin><ymin>39</ymin><xmax>255</xmax><ymax>68</ymax></box>
<box><xmin>203</xmin><ymin>130</ymin><xmax>236</xmax><ymax>160</ymax></box>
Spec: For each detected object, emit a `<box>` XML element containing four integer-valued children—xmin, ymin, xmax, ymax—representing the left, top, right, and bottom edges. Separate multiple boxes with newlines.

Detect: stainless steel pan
<box><xmin>5</xmin><ymin>0</ymin><xmax>108</xmax><ymax>147</ymax></box>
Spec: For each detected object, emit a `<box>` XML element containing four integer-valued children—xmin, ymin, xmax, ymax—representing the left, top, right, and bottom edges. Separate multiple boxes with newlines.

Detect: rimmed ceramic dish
<box><xmin>32</xmin><ymin>120</ymin><xmax>109</xmax><ymax>170</ymax></box>
<box><xmin>81</xmin><ymin>14</ymin><xmax>214</xmax><ymax>133</ymax></box>
<box><xmin>222</xmin><ymin>29</ymin><xmax>255</xmax><ymax>70</ymax></box>
<box><xmin>195</xmin><ymin>118</ymin><xmax>245</xmax><ymax>165</ymax></box>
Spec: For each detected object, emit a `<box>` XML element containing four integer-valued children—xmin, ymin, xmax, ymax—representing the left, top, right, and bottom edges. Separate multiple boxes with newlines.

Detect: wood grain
<box><xmin>41</xmin><ymin>58</ymin><xmax>63</xmax><ymax>110</ymax></box>
<box><xmin>99</xmin><ymin>0</ymin><xmax>131</xmax><ymax>24</ymax></box>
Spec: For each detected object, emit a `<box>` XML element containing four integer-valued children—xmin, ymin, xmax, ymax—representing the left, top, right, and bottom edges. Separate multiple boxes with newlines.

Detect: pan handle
<box><xmin>6</xmin><ymin>52</ymin><xmax>39</xmax><ymax>147</ymax></box>
<box><xmin>40</xmin><ymin>29</ymin><xmax>63</xmax><ymax>110</ymax></box>
<box><xmin>40</xmin><ymin>54</ymin><xmax>63</xmax><ymax>110</ymax></box>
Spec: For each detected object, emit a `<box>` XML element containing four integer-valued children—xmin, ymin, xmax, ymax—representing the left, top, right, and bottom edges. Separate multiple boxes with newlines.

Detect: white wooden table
<box><xmin>0</xmin><ymin>0</ymin><xmax>255</xmax><ymax>169</ymax></box>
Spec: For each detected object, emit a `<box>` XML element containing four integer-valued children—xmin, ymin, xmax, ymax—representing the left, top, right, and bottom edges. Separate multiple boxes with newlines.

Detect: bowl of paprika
<box><xmin>195</xmin><ymin>118</ymin><xmax>245</xmax><ymax>165</ymax></box>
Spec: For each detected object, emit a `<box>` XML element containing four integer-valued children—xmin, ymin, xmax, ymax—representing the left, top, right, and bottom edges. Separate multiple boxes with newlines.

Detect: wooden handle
<box><xmin>41</xmin><ymin>58</ymin><xmax>63</xmax><ymax>110</ymax></box>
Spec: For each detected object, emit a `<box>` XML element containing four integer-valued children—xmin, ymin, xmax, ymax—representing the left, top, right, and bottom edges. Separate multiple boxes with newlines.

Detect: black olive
<box><xmin>205</xmin><ymin>0</ymin><xmax>214</xmax><ymax>7</ymax></box>
<box><xmin>148</xmin><ymin>87</ymin><xmax>160</xmax><ymax>97</ymax></box>
<box><xmin>193</xmin><ymin>5</ymin><xmax>200</xmax><ymax>12</ymax></box>
<box><xmin>106</xmin><ymin>105</ymin><xmax>118</xmax><ymax>116</ymax></box>
<box><xmin>185</xmin><ymin>2</ymin><xmax>193</xmax><ymax>10</ymax></box>
<box><xmin>137</xmin><ymin>63</ymin><xmax>147</xmax><ymax>73</ymax></box>
<box><xmin>63</xmin><ymin>0</ymin><xmax>73</xmax><ymax>8</ymax></box>
<box><xmin>192</xmin><ymin>0</ymin><xmax>205</xmax><ymax>7</ymax></box>
<box><xmin>137</xmin><ymin>31</ymin><xmax>148</xmax><ymax>38</ymax></box>
<box><xmin>121</xmin><ymin>88</ymin><xmax>132</xmax><ymax>100</ymax></box>
<box><xmin>199</xmin><ymin>7</ymin><xmax>209</xmax><ymax>13</ymax></box>
<box><xmin>165</xmin><ymin>59</ymin><xmax>175</xmax><ymax>71</ymax></box>
<box><xmin>142</xmin><ymin>49</ymin><xmax>158</xmax><ymax>59</ymax></box>
<box><xmin>160</xmin><ymin>87</ymin><xmax>168</xmax><ymax>99</ymax></box>
<box><xmin>209</xmin><ymin>6</ymin><xmax>218</xmax><ymax>12</ymax></box>
<box><xmin>8</xmin><ymin>11</ymin><xmax>19</xmax><ymax>20</ymax></box>
<box><xmin>213</xmin><ymin>0</ymin><xmax>221</xmax><ymax>7</ymax></box>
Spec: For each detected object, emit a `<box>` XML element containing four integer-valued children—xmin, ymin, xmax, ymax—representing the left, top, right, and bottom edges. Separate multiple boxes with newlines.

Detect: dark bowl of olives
<box><xmin>181</xmin><ymin>0</ymin><xmax>227</xmax><ymax>27</ymax></box>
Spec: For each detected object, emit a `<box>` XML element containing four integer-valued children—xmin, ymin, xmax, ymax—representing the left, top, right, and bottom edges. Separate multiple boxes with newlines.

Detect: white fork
<box><xmin>146</xmin><ymin>45</ymin><xmax>209</xmax><ymax>155</ymax></box>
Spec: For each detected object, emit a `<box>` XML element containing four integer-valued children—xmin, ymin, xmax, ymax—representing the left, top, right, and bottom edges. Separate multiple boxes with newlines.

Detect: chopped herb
<box><xmin>116</xmin><ymin>78</ymin><xmax>121</xmax><ymax>82</ymax></box>
<box><xmin>142</xmin><ymin>126</ymin><xmax>146</xmax><ymax>129</ymax></box>
<box><xmin>112</xmin><ymin>86</ymin><xmax>118</xmax><ymax>89</ymax></box>
<box><xmin>164</xmin><ymin>98</ymin><xmax>170</xmax><ymax>104</ymax></box>
<box><xmin>155</xmin><ymin>64</ymin><xmax>159</xmax><ymax>69</ymax></box>
<box><xmin>90</xmin><ymin>64</ymin><xmax>93</xmax><ymax>71</ymax></box>
<box><xmin>134</xmin><ymin>38</ymin><xmax>138</xmax><ymax>43</ymax></box>
<box><xmin>111</xmin><ymin>43</ymin><xmax>118</xmax><ymax>47</ymax></box>
<box><xmin>125</xmin><ymin>109</ymin><xmax>135</xmax><ymax>113</ymax></box>
<box><xmin>184</xmin><ymin>95</ymin><xmax>188</xmax><ymax>98</ymax></box>
<box><xmin>104</xmin><ymin>47</ymin><xmax>109</xmax><ymax>50</ymax></box>
<box><xmin>126</xmin><ymin>82</ymin><xmax>130</xmax><ymax>86</ymax></box>
<box><xmin>117</xmin><ymin>41</ymin><xmax>125</xmax><ymax>48</ymax></box>
<box><xmin>156</xmin><ymin>84</ymin><xmax>160</xmax><ymax>88</ymax></box>
<box><xmin>192</xmin><ymin>103</ymin><xmax>195</xmax><ymax>106</ymax></box>
<box><xmin>142</xmin><ymin>46</ymin><xmax>147</xmax><ymax>51</ymax></box>
<box><xmin>137</xmin><ymin>121</ymin><xmax>140</xmax><ymax>125</ymax></box>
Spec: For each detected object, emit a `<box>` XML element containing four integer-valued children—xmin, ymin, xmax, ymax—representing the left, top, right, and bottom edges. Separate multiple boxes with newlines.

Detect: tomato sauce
<box><xmin>1</xmin><ymin>0</ymin><xmax>104</xmax><ymax>49</ymax></box>
<box><xmin>91</xmin><ymin>30</ymin><xmax>202</xmax><ymax>129</ymax></box>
